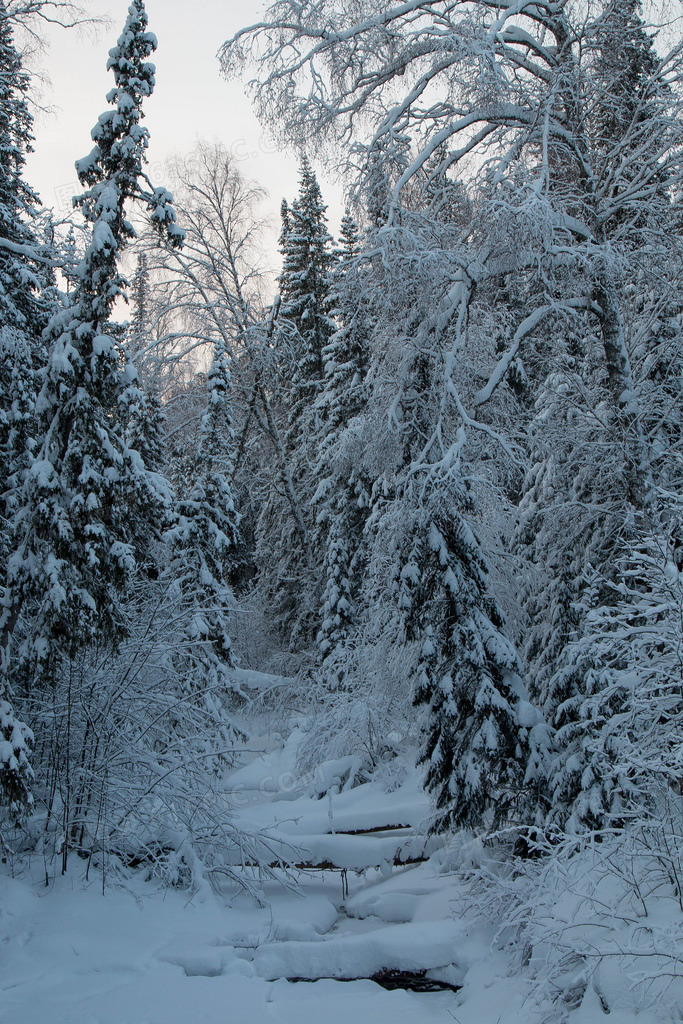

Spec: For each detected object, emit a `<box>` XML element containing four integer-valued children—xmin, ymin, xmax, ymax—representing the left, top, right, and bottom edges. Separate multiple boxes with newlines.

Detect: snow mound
<box><xmin>345</xmin><ymin>861</ymin><xmax>457</xmax><ymax>923</ymax></box>
<box><xmin>253</xmin><ymin>919</ymin><xmax>476</xmax><ymax>982</ymax></box>
<box><xmin>270</xmin><ymin>830</ymin><xmax>441</xmax><ymax>870</ymax></box>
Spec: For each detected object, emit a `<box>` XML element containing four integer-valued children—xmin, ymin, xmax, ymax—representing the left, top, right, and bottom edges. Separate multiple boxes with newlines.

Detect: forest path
<box><xmin>0</xmin><ymin>701</ymin><xmax>533</xmax><ymax>1024</ymax></box>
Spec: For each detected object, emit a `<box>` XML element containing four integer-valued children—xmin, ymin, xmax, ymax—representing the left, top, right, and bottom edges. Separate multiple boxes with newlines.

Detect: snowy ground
<box><xmin>2</xmin><ymin>713</ymin><xmax>681</xmax><ymax>1024</ymax></box>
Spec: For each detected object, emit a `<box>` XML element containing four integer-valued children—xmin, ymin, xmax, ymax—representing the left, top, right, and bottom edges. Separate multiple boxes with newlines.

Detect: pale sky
<box><xmin>25</xmin><ymin>0</ymin><xmax>344</xmax><ymax>265</ymax></box>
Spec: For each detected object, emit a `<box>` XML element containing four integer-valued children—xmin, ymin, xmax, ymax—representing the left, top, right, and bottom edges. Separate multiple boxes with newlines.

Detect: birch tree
<box><xmin>145</xmin><ymin>144</ymin><xmax>313</xmax><ymax>649</ymax></box>
<box><xmin>221</xmin><ymin>0</ymin><xmax>683</xmax><ymax>506</ymax></box>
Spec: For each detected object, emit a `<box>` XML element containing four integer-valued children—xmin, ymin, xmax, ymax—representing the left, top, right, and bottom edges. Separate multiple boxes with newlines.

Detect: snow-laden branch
<box><xmin>474</xmin><ymin>297</ymin><xmax>598</xmax><ymax>408</ymax></box>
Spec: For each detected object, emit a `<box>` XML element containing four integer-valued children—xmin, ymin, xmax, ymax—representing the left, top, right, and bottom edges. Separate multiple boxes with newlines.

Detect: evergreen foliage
<box><xmin>165</xmin><ymin>335</ymin><xmax>242</xmax><ymax>758</ymax></box>
<box><xmin>251</xmin><ymin>159</ymin><xmax>336</xmax><ymax>649</ymax></box>
<box><xmin>0</xmin><ymin>0</ymin><xmax>49</xmax><ymax>567</ymax></box>
<box><xmin>3</xmin><ymin>0</ymin><xmax>683</xmax><ymax>890</ymax></box>
<box><xmin>410</xmin><ymin>506</ymin><xmax>536</xmax><ymax>832</ymax></box>
<box><xmin>313</xmin><ymin>209</ymin><xmax>371</xmax><ymax>674</ymax></box>
<box><xmin>0</xmin><ymin>0</ymin><xmax>183</xmax><ymax>759</ymax></box>
<box><xmin>317</xmin><ymin>210</ymin><xmax>368</xmax><ymax>435</ymax></box>
<box><xmin>278</xmin><ymin>157</ymin><xmax>335</xmax><ymax>447</ymax></box>
<box><xmin>514</xmin><ymin>0</ymin><xmax>682</xmax><ymax>830</ymax></box>
<box><xmin>0</xmin><ymin>1</ymin><xmax>49</xmax><ymax>815</ymax></box>
<box><xmin>222</xmin><ymin>0</ymin><xmax>683</xmax><ymax>841</ymax></box>
<box><xmin>0</xmin><ymin>693</ymin><xmax>32</xmax><ymax>817</ymax></box>
<box><xmin>0</xmin><ymin>1</ymin><xmax>46</xmax><ymax>335</ymax></box>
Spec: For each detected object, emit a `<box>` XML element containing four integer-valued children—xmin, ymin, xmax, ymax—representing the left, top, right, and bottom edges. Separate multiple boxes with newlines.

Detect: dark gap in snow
<box><xmin>334</xmin><ymin>824</ymin><xmax>412</xmax><ymax>836</ymax></box>
<box><xmin>285</xmin><ymin>972</ymin><xmax>461</xmax><ymax>994</ymax></box>
<box><xmin>371</xmin><ymin>970</ymin><xmax>461</xmax><ymax>993</ymax></box>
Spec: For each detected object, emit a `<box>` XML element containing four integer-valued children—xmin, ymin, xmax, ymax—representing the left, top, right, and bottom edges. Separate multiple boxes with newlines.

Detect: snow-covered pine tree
<box><xmin>0</xmin><ymin>691</ymin><xmax>32</xmax><ymax>817</ymax></box>
<box><xmin>279</xmin><ymin>197</ymin><xmax>291</xmax><ymax>257</ymax></box>
<box><xmin>550</xmin><ymin>513</ymin><xmax>683</xmax><ymax>833</ymax></box>
<box><xmin>0</xmin><ymin>0</ymin><xmax>50</xmax><ymax>573</ymax></box>
<box><xmin>0</xmin><ymin>1</ymin><xmax>51</xmax><ymax>815</ymax></box>
<box><xmin>0</xmin><ymin>3</ymin><xmax>46</xmax><ymax>340</ymax></box>
<box><xmin>410</xmin><ymin>501</ymin><xmax>533</xmax><ymax>832</ymax></box>
<box><xmin>165</xmin><ymin>335</ymin><xmax>242</xmax><ymax>759</ymax></box>
<box><xmin>313</xmin><ymin>209</ymin><xmax>372</xmax><ymax>678</ymax></box>
<box><xmin>252</xmin><ymin>159</ymin><xmax>336</xmax><ymax>650</ymax></box>
<box><xmin>515</xmin><ymin>352</ymin><xmax>620</xmax><ymax>828</ymax></box>
<box><xmin>278</xmin><ymin>156</ymin><xmax>336</xmax><ymax>450</ymax></box>
<box><xmin>316</xmin><ymin>210</ymin><xmax>368</xmax><ymax>436</ymax></box>
<box><xmin>591</xmin><ymin>0</ymin><xmax>664</xmax><ymax>235</ymax></box>
<box><xmin>362</xmin><ymin>329</ymin><xmax>540</xmax><ymax>832</ymax></box>
<box><xmin>1</xmin><ymin>0</ymin><xmax>183</xmax><ymax>703</ymax></box>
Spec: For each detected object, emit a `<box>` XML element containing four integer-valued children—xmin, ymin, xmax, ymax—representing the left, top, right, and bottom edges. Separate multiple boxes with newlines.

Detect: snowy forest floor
<box><xmin>2</xmin><ymin>682</ymin><xmax>682</xmax><ymax>1024</ymax></box>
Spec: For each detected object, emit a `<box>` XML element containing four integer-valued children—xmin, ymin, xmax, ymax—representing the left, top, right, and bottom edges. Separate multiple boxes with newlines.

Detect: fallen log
<box><xmin>285</xmin><ymin>970</ymin><xmax>461</xmax><ymax>994</ymax></box>
<box><xmin>334</xmin><ymin>824</ymin><xmax>412</xmax><ymax>836</ymax></box>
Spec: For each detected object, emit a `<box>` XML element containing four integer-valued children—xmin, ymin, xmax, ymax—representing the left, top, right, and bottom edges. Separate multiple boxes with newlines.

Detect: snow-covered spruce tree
<box><xmin>410</xmin><ymin>503</ymin><xmax>534</xmax><ymax>832</ymax></box>
<box><xmin>0</xmin><ymin>4</ymin><xmax>47</xmax><ymax>341</ymax></box>
<box><xmin>278</xmin><ymin>156</ymin><xmax>336</xmax><ymax>450</ymax></box>
<box><xmin>0</xmin><ymin>1</ymin><xmax>53</xmax><ymax>817</ymax></box>
<box><xmin>165</xmin><ymin>335</ymin><xmax>243</xmax><ymax>761</ymax></box>
<box><xmin>0</xmin><ymin>0</ymin><xmax>51</xmax><ymax>576</ymax></box>
<box><xmin>309</xmin><ymin>180</ymin><xmax>548</xmax><ymax>817</ymax></box>
<box><xmin>313</xmin><ymin>209</ymin><xmax>372</xmax><ymax>680</ymax></box>
<box><xmin>514</xmin><ymin>346</ymin><xmax>623</xmax><ymax>827</ymax></box>
<box><xmin>547</xmin><ymin>505</ymin><xmax>683</xmax><ymax>833</ymax></box>
<box><xmin>316</xmin><ymin>210</ymin><xmax>368</xmax><ymax>438</ymax></box>
<box><xmin>359</xmin><ymin>304</ymin><xmax>543</xmax><ymax>829</ymax></box>
<box><xmin>1</xmin><ymin>0</ymin><xmax>183</xmax><ymax>792</ymax></box>
<box><xmin>251</xmin><ymin>159</ymin><xmax>337</xmax><ymax>650</ymax></box>
<box><xmin>591</xmin><ymin>0</ymin><xmax>665</xmax><ymax>237</ymax></box>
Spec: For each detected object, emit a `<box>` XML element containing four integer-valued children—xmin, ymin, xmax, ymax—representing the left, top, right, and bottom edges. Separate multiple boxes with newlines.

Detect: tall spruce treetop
<box><xmin>0</xmin><ymin>0</ymin><xmax>48</xmax><ymax>550</ymax></box>
<box><xmin>0</xmin><ymin>2</ymin><xmax>46</xmax><ymax>334</ymax></box>
<box><xmin>317</xmin><ymin>210</ymin><xmax>368</xmax><ymax>436</ymax></box>
<box><xmin>0</xmin><ymin>0</ymin><xmax>50</xmax><ymax>513</ymax></box>
<box><xmin>278</xmin><ymin>157</ymin><xmax>335</xmax><ymax>444</ymax></box>
<box><xmin>590</xmin><ymin>0</ymin><xmax>668</xmax><ymax>245</ymax></box>
<box><xmin>592</xmin><ymin>0</ymin><xmax>658</xmax><ymax>149</ymax></box>
<box><xmin>313</xmin><ymin>209</ymin><xmax>371</xmax><ymax>670</ymax></box>
<box><xmin>1</xmin><ymin>0</ymin><xmax>183</xmax><ymax>690</ymax></box>
<box><xmin>338</xmin><ymin>208</ymin><xmax>359</xmax><ymax>257</ymax></box>
<box><xmin>252</xmin><ymin>159</ymin><xmax>335</xmax><ymax>647</ymax></box>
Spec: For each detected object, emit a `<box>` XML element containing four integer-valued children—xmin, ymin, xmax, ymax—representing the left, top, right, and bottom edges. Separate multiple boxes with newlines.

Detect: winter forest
<box><xmin>1</xmin><ymin>0</ymin><xmax>683</xmax><ymax>1021</ymax></box>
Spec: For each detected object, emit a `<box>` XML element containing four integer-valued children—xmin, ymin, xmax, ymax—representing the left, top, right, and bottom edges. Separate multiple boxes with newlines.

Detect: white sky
<box><xmin>25</xmin><ymin>0</ymin><xmax>344</xmax><ymax>271</ymax></box>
